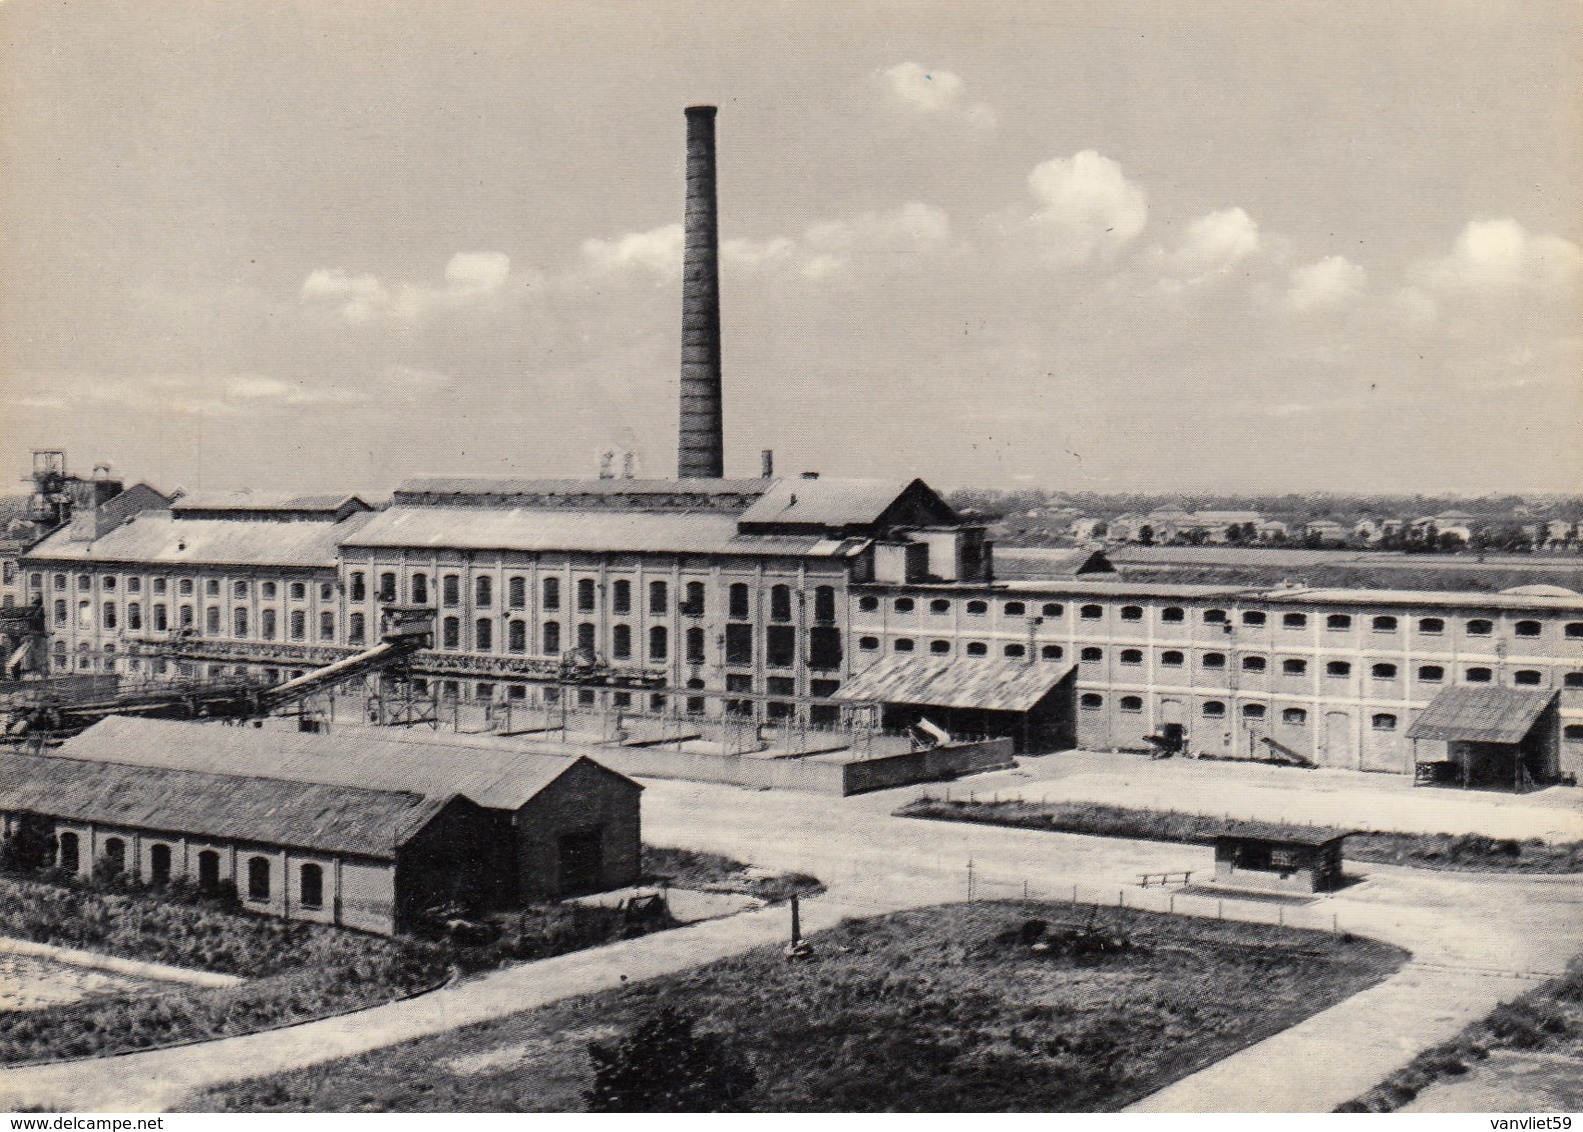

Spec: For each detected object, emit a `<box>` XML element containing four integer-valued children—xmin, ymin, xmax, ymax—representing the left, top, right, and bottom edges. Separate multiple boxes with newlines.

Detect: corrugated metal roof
<box><xmin>738</xmin><ymin>478</ymin><xmax>922</xmax><ymax>528</ymax></box>
<box><xmin>172</xmin><ymin>490</ymin><xmax>368</xmax><ymax>513</ymax></box>
<box><xmin>342</xmin><ymin>505</ymin><xmax>850</xmax><ymax>558</ymax></box>
<box><xmin>1404</xmin><ymin>687</ymin><xmax>1556</xmax><ymax>744</ymax></box>
<box><xmin>396</xmin><ymin>476</ymin><xmax>770</xmax><ymax>499</ymax></box>
<box><xmin>0</xmin><ymin>748</ymin><xmax>448</xmax><ymax>859</ymax></box>
<box><xmin>1216</xmin><ymin>820</ymin><xmax>1349</xmax><ymax>845</ymax></box>
<box><xmin>834</xmin><ymin>655</ymin><xmax>1072</xmax><ymax>712</ymax></box>
<box><xmin>55</xmin><ymin>716</ymin><xmax>638</xmax><ymax>810</ymax></box>
<box><xmin>24</xmin><ymin>512</ymin><xmax>369</xmax><ymax>568</ymax></box>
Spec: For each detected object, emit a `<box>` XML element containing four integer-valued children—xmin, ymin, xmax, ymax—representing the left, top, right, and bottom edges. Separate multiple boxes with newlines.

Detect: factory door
<box><xmin>1322</xmin><ymin>711</ymin><xmax>1354</xmax><ymax>769</ymax></box>
<box><xmin>197</xmin><ymin>850</ymin><xmax>221</xmax><ymax>893</ymax></box>
<box><xmin>557</xmin><ymin>828</ymin><xmax>605</xmax><ymax>897</ymax></box>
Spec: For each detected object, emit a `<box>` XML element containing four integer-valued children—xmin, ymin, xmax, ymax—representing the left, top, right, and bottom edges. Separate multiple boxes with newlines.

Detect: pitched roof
<box><xmin>341</xmin><ymin>505</ymin><xmax>864</xmax><ymax>558</ymax></box>
<box><xmin>171</xmin><ymin>490</ymin><xmax>369</xmax><ymax>514</ymax></box>
<box><xmin>23</xmin><ymin>512</ymin><xmax>369</xmax><ymax>568</ymax></box>
<box><xmin>1404</xmin><ymin>687</ymin><xmax>1556</xmax><ymax>744</ymax></box>
<box><xmin>738</xmin><ymin>477</ymin><xmax>935</xmax><ymax>528</ymax></box>
<box><xmin>834</xmin><ymin>655</ymin><xmax>1072</xmax><ymax>712</ymax></box>
<box><xmin>0</xmin><ymin>749</ymin><xmax>450</xmax><ymax>859</ymax></box>
<box><xmin>396</xmin><ymin>476</ymin><xmax>769</xmax><ymax>502</ymax></box>
<box><xmin>1215</xmin><ymin>820</ymin><xmax>1349</xmax><ymax>846</ymax></box>
<box><xmin>55</xmin><ymin>716</ymin><xmax>639</xmax><ymax>810</ymax></box>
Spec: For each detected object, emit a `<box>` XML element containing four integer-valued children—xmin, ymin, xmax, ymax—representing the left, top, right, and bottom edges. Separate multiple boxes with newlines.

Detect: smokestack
<box><xmin>678</xmin><ymin>105</ymin><xmax>724</xmax><ymax>479</ymax></box>
<box><xmin>761</xmin><ymin>449</ymin><xmax>774</xmax><ymax>479</ymax></box>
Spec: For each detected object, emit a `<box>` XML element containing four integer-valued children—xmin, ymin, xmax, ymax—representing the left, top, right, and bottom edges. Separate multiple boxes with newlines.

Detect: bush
<box><xmin>586</xmin><ymin>1006</ymin><xmax>757</xmax><ymax>1112</ymax></box>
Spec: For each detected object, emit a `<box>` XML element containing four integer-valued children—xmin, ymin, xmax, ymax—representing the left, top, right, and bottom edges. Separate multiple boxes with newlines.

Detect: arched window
<box><xmin>1513</xmin><ymin>669</ymin><xmax>1542</xmax><ymax>686</ymax></box>
<box><xmin>1242</xmin><ymin>610</ymin><xmax>1266</xmax><ymax>627</ymax></box>
<box><xmin>1119</xmin><ymin>695</ymin><xmax>1143</xmax><ymax>712</ymax></box>
<box><xmin>232</xmin><ymin>607</ymin><xmax>247</xmax><ymax>637</ymax></box>
<box><xmin>58</xmin><ymin>831</ymin><xmax>80</xmax><ymax>874</ymax></box>
<box><xmin>686</xmin><ymin>626</ymin><xmax>706</xmax><ymax>664</ymax></box>
<box><xmin>1419</xmin><ymin>617</ymin><xmax>1444</xmax><ymax>634</ymax></box>
<box><xmin>247</xmin><ymin>856</ymin><xmax>271</xmax><ymax>901</ymax></box>
<box><xmin>1041</xmin><ymin>644</ymin><xmax>1063</xmax><ymax>661</ymax></box>
<box><xmin>967</xmin><ymin>600</ymin><xmax>988</xmax><ymax>615</ymax></box>
<box><xmin>542</xmin><ymin>577</ymin><xmax>560</xmax><ymax>611</ymax></box>
<box><xmin>1203</xmin><ymin>609</ymin><xmax>1226</xmax><ymax>625</ymax></box>
<box><xmin>1241</xmin><ymin>656</ymin><xmax>1267</xmax><ymax>672</ymax></box>
<box><xmin>1202</xmin><ymin>652</ymin><xmax>1226</xmax><ymax>669</ymax></box>
<box><xmin>612</xmin><ymin>624</ymin><xmax>631</xmax><ymax>659</ymax></box>
<box><xmin>1282</xmin><ymin>658</ymin><xmax>1306</xmax><ymax>675</ymax></box>
<box><xmin>379</xmin><ymin>572</ymin><xmax>397</xmax><ymax>602</ymax></box>
<box><xmin>578</xmin><ymin>578</ymin><xmax>598</xmax><ymax>613</ymax></box>
<box><xmin>508</xmin><ymin>620</ymin><xmax>526</xmax><ymax>653</ymax></box>
<box><xmin>1202</xmin><ymin>701</ymin><xmax>1226</xmax><ymax>718</ymax></box>
<box><xmin>1161</xmin><ymin>650</ymin><xmax>1185</xmax><ymax>667</ymax></box>
<box><xmin>814</xmin><ymin>586</ymin><xmax>836</xmax><ymax>622</ymax></box>
<box><xmin>1465</xmin><ymin>666</ymin><xmax>1493</xmax><ymax>683</ymax></box>
<box><xmin>965</xmin><ymin>641</ymin><xmax>987</xmax><ymax>657</ymax></box>
<box><xmin>1161</xmin><ymin>607</ymin><xmax>1184</xmax><ymax>623</ymax></box>
<box><xmin>1565</xmin><ymin>725</ymin><xmax>1583</xmax><ymax>741</ymax></box>
<box><xmin>1004</xmin><ymin>643</ymin><xmax>1026</xmax><ymax>659</ymax></box>
<box><xmin>1120</xmin><ymin>649</ymin><xmax>1143</xmax><ymax>665</ymax></box>
<box><xmin>930</xmin><ymin>598</ymin><xmax>951</xmax><ymax>614</ymax></box>
<box><xmin>731</xmin><ymin>584</ymin><xmax>753</xmax><ymax>618</ymax></box>
<box><xmin>1004</xmin><ymin>601</ymin><xmax>1027</xmax><ymax>616</ymax></box>
<box><xmin>1120</xmin><ymin>605</ymin><xmax>1143</xmax><ymax>622</ymax></box>
<box><xmin>1242</xmin><ymin>703</ymin><xmax>1267</xmax><ymax>719</ymax></box>
<box><xmin>407</xmin><ymin>573</ymin><xmax>427</xmax><ymax>605</ymax></box>
<box><xmin>1079</xmin><ymin>693</ymin><xmax>1103</xmax><ymax>709</ymax></box>
<box><xmin>260</xmin><ymin>608</ymin><xmax>276</xmax><ymax>640</ymax></box>
<box><xmin>476</xmin><ymin>576</ymin><xmax>493</xmax><ymax>608</ymax></box>
<box><xmin>766</xmin><ymin>585</ymin><xmax>790</xmax><ymax>621</ymax></box>
<box><xmin>441</xmin><ymin>574</ymin><xmax>460</xmax><ymax>607</ymax></box>
<box><xmin>1515</xmin><ymin>620</ymin><xmax>1542</xmax><ymax>638</ymax></box>
<box><xmin>1282</xmin><ymin>708</ymin><xmax>1308</xmax><ymax>726</ymax></box>
<box><xmin>1567</xmin><ymin>622</ymin><xmax>1583</xmax><ymax>639</ymax></box>
<box><xmin>930</xmin><ymin>639</ymin><xmax>951</xmax><ymax>655</ymax></box>
<box><xmin>1466</xmin><ymin>619</ymin><xmax>1493</xmax><ymax>636</ymax></box>
<box><xmin>1282</xmin><ymin>613</ymin><xmax>1307</xmax><ymax>629</ymax></box>
<box><xmin>650</xmin><ymin>580</ymin><xmax>669</xmax><ymax>615</ymax></box>
<box><xmin>895</xmin><ymin>597</ymin><xmax>915</xmax><ymax>614</ymax></box>
<box><xmin>577</xmin><ymin>622</ymin><xmax>596</xmax><ymax>653</ymax></box>
<box><xmin>859</xmin><ymin>635</ymin><xmax>879</xmax><ymax>651</ymax></box>
<box><xmin>1371</xmin><ymin>713</ymin><xmax>1398</xmax><ymax>731</ymax></box>
<box><xmin>300</xmin><ymin>864</ymin><xmax>324</xmax><ymax>909</ymax></box>
<box><xmin>197</xmin><ymin>850</ymin><xmax>220</xmax><ymax>892</ymax></box>
<box><xmin>103</xmin><ymin>601</ymin><xmax>117</xmax><ymax>629</ymax></box>
<box><xmin>475</xmin><ymin>618</ymin><xmax>494</xmax><ymax>652</ymax></box>
<box><xmin>1326</xmin><ymin>661</ymin><xmax>1351</xmax><ymax>677</ymax></box>
<box><xmin>612</xmin><ymin>579</ymin><xmax>631</xmax><ymax>615</ymax></box>
<box><xmin>856</xmin><ymin>594</ymin><xmax>878</xmax><ymax>614</ymax></box>
<box><xmin>1372</xmin><ymin>663</ymin><xmax>1398</xmax><ymax>679</ymax></box>
<box><xmin>1080</xmin><ymin>604</ymin><xmax>1104</xmax><ymax>620</ymax></box>
<box><xmin>503</xmin><ymin>576</ymin><xmax>523</xmax><ymax>609</ymax></box>
<box><xmin>102</xmin><ymin>837</ymin><xmax>126</xmax><ymax>876</ymax></box>
<box><xmin>648</xmin><ymin>625</ymin><xmax>668</xmax><ymax>662</ymax></box>
<box><xmin>349</xmin><ymin>612</ymin><xmax>366</xmax><ymax>645</ymax></box>
<box><xmin>150</xmin><ymin>844</ymin><xmax>172</xmax><ymax>886</ymax></box>
<box><xmin>1372</xmin><ymin>615</ymin><xmax>1398</xmax><ymax>632</ymax></box>
<box><xmin>1326</xmin><ymin>614</ymin><xmax>1352</xmax><ymax>630</ymax></box>
<box><xmin>543</xmin><ymin>621</ymin><xmax>561</xmax><ymax>655</ymax></box>
<box><xmin>1565</xmin><ymin>672</ymin><xmax>1583</xmax><ymax>688</ymax></box>
<box><xmin>1080</xmin><ymin>647</ymin><xmax>1103</xmax><ymax>662</ymax></box>
<box><xmin>1419</xmin><ymin>664</ymin><xmax>1445</xmax><ymax>682</ymax></box>
<box><xmin>894</xmin><ymin>638</ymin><xmax>915</xmax><ymax>652</ymax></box>
<box><xmin>1042</xmin><ymin>603</ymin><xmax>1063</xmax><ymax>618</ymax></box>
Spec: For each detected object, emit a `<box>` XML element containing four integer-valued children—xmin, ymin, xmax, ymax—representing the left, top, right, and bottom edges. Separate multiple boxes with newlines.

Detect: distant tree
<box><xmin>586</xmin><ymin>1006</ymin><xmax>757</xmax><ymax>1112</ymax></box>
<box><xmin>1438</xmin><ymin>530</ymin><xmax>1467</xmax><ymax>553</ymax></box>
<box><xmin>1138</xmin><ymin>524</ymin><xmax>1155</xmax><ymax>546</ymax></box>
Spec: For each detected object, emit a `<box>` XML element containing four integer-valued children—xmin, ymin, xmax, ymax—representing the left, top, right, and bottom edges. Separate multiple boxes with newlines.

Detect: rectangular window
<box><xmin>126</xmin><ymin>603</ymin><xmax>141</xmax><ymax>631</ymax></box>
<box><xmin>612</xmin><ymin>579</ymin><xmax>631</xmax><ymax>614</ymax></box>
<box><xmin>442</xmin><ymin>575</ymin><xmax>461</xmax><ymax>607</ymax></box>
<box><xmin>412</xmin><ymin>573</ymin><xmax>430</xmax><ymax>605</ymax></box>
<box><xmin>649</xmin><ymin>580</ymin><xmax>668</xmax><ymax>615</ymax></box>
<box><xmin>475</xmin><ymin>576</ymin><xmax>493</xmax><ymax>608</ymax></box>
<box><xmin>725</xmin><ymin>623</ymin><xmax>754</xmax><ymax>666</ymax></box>
<box><xmin>349</xmin><ymin>572</ymin><xmax>366</xmax><ymax>602</ymax></box>
<box><xmin>319</xmin><ymin>611</ymin><xmax>335</xmax><ymax>641</ymax></box>
<box><xmin>766</xmin><ymin>624</ymin><xmax>796</xmax><ymax>668</ymax></box>
<box><xmin>507</xmin><ymin>576</ymin><xmax>525</xmax><ymax>609</ymax></box>
<box><xmin>153</xmin><ymin>604</ymin><xmax>168</xmax><ymax>632</ymax></box>
<box><xmin>205</xmin><ymin>607</ymin><xmax>220</xmax><ymax>635</ymax></box>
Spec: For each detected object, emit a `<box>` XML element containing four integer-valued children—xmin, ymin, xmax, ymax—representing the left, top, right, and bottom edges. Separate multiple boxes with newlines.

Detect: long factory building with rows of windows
<box><xmin>16</xmin><ymin>471</ymin><xmax>1583</xmax><ymax>790</ymax></box>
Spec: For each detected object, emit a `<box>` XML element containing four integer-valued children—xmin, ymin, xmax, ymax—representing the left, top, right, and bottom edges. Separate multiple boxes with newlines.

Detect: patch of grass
<box><xmin>898</xmin><ymin>797</ymin><xmax>1583</xmax><ymax>873</ymax></box>
<box><xmin>200</xmin><ymin>900</ymin><xmax>1406</xmax><ymax>1113</ymax></box>
<box><xmin>0</xmin><ymin>874</ymin><xmax>676</xmax><ymax>1065</ymax></box>
<box><xmin>641</xmin><ymin>846</ymin><xmax>824</xmax><ymax>904</ymax></box>
<box><xmin>1338</xmin><ymin>956</ymin><xmax>1583</xmax><ymax>1112</ymax></box>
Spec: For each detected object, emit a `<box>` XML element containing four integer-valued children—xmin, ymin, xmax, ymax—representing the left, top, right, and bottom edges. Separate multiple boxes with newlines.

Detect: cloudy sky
<box><xmin>3</xmin><ymin>0</ymin><xmax>1579</xmax><ymax>496</ymax></box>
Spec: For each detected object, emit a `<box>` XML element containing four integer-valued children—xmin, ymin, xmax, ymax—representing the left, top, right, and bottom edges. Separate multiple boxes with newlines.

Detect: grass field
<box><xmin>642</xmin><ymin>846</ymin><xmax>823</xmax><ymax>904</ymax></box>
<box><xmin>201</xmin><ymin>900</ymin><xmax>1406</xmax><ymax>1113</ymax></box>
<box><xmin>899</xmin><ymin>797</ymin><xmax>1583</xmax><ymax>873</ymax></box>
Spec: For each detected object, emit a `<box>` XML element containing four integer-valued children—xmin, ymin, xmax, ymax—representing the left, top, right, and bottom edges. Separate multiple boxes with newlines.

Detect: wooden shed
<box><xmin>1405</xmin><ymin>687</ymin><xmax>1560</xmax><ymax>791</ymax></box>
<box><xmin>1212</xmin><ymin>820</ymin><xmax>1348</xmax><ymax>894</ymax></box>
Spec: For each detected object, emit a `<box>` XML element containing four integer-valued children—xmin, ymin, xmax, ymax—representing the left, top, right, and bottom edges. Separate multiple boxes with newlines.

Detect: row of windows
<box><xmin>1076</xmin><ymin>694</ymin><xmax>1401</xmax><ymax>729</ymax></box>
<box><xmin>58</xmin><ymin>599</ymin><xmax>341</xmax><ymax>642</ymax></box>
<box><xmin>34</xmin><ymin>574</ymin><xmax>334</xmax><ymax>603</ymax></box>
<box><xmin>857</xmin><ymin>592</ymin><xmax>1583</xmax><ymax>639</ymax></box>
<box><xmin>54</xmin><ymin>834</ymin><xmax>326</xmax><ymax>908</ymax></box>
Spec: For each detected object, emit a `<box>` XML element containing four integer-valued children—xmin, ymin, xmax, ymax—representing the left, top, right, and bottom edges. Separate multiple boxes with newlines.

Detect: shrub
<box><xmin>586</xmin><ymin>1006</ymin><xmax>757</xmax><ymax>1112</ymax></box>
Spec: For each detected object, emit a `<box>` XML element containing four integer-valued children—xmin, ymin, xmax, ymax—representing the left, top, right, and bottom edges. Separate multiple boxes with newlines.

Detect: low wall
<box><xmin>590</xmin><ymin>737</ymin><xmax>1015</xmax><ymax>796</ymax></box>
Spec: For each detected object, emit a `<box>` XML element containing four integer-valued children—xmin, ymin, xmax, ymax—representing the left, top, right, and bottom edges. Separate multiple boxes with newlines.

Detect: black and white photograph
<box><xmin>1</xmin><ymin>0</ymin><xmax>1580</xmax><ymax>1118</ymax></box>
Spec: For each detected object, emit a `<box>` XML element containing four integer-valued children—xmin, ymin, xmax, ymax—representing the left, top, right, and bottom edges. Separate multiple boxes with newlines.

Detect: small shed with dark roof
<box><xmin>1212</xmin><ymin>821</ymin><xmax>1349</xmax><ymax>894</ymax></box>
<box><xmin>1405</xmin><ymin>687</ymin><xmax>1560</xmax><ymax>791</ymax></box>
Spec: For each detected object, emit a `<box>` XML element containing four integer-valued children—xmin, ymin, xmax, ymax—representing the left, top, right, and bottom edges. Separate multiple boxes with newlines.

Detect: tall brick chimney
<box><xmin>678</xmin><ymin>105</ymin><xmax>724</xmax><ymax>479</ymax></box>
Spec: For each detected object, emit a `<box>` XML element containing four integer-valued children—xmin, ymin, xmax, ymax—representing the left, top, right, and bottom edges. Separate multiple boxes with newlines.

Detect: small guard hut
<box><xmin>1212</xmin><ymin>820</ymin><xmax>1348</xmax><ymax>894</ymax></box>
<box><xmin>1405</xmin><ymin>687</ymin><xmax>1560</xmax><ymax>791</ymax></box>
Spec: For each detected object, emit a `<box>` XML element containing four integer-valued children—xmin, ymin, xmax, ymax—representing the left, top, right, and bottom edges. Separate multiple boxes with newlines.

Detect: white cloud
<box><xmin>579</xmin><ymin>224</ymin><xmax>684</xmax><ymax>279</ymax></box>
<box><xmin>720</xmin><ymin>203</ymin><xmax>952</xmax><ymax>281</ymax></box>
<box><xmin>1286</xmin><ymin>255</ymin><xmax>1368</xmax><ymax>311</ymax></box>
<box><xmin>722</xmin><ymin>236</ymin><xmax>798</xmax><ymax>272</ymax></box>
<box><xmin>1026</xmin><ymin>151</ymin><xmax>1147</xmax><ymax>265</ymax></box>
<box><xmin>1416</xmin><ymin>218</ymin><xmax>1583</xmax><ymax>297</ymax></box>
<box><xmin>1172</xmin><ymin>208</ymin><xmax>1261</xmax><ymax>275</ymax></box>
<box><xmin>880</xmin><ymin>61</ymin><xmax>996</xmax><ymax>128</ymax></box>
<box><xmin>300</xmin><ymin>252</ymin><xmax>515</xmax><ymax>321</ymax></box>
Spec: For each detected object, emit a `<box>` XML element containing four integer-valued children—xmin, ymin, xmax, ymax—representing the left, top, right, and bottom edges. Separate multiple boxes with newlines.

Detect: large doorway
<box><xmin>1322</xmin><ymin>711</ymin><xmax>1353</xmax><ymax>769</ymax></box>
<box><xmin>557</xmin><ymin>829</ymin><xmax>605</xmax><ymax>897</ymax></box>
<box><xmin>197</xmin><ymin>849</ymin><xmax>221</xmax><ymax>893</ymax></box>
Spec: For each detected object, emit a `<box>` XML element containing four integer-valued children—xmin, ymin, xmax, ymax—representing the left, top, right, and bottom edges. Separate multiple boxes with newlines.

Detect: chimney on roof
<box><xmin>801</xmin><ymin>471</ymin><xmax>820</xmax><ymax>480</ymax></box>
<box><xmin>678</xmin><ymin>105</ymin><xmax>724</xmax><ymax>480</ymax></box>
<box><xmin>761</xmin><ymin>449</ymin><xmax>774</xmax><ymax>479</ymax></box>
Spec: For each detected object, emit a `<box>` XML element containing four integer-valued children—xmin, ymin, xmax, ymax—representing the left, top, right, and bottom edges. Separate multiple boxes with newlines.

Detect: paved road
<box><xmin>2</xmin><ymin>771</ymin><xmax>1578</xmax><ymax>1112</ymax></box>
